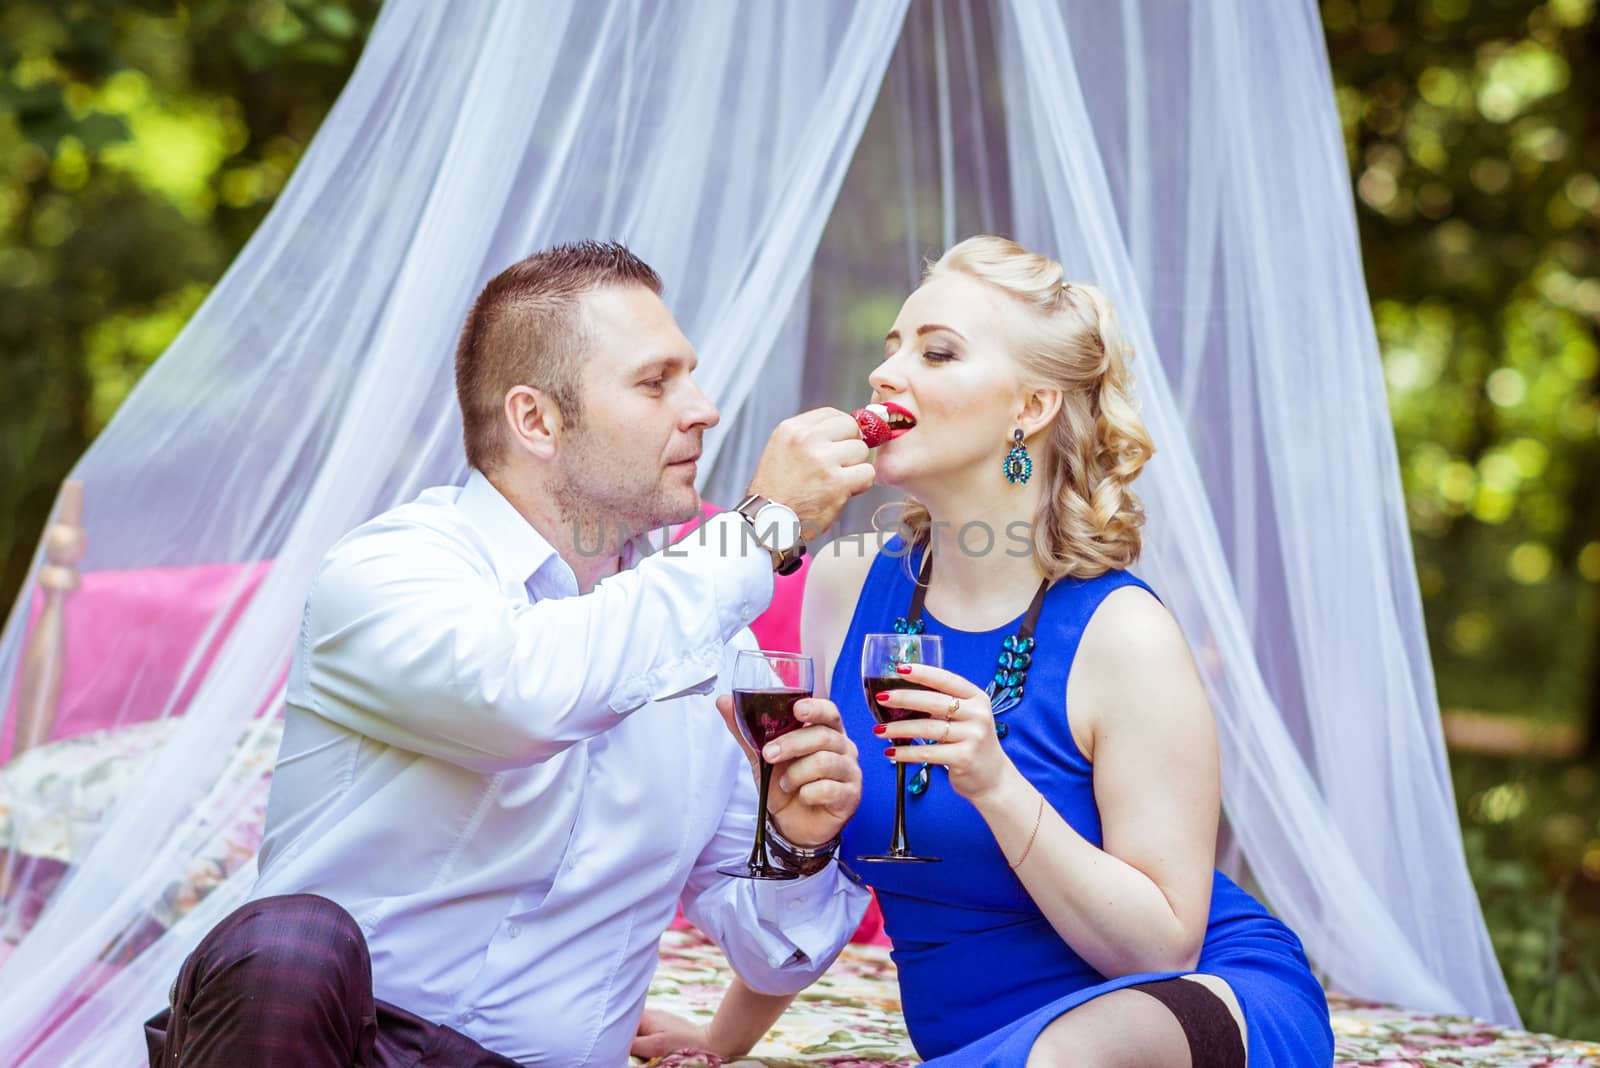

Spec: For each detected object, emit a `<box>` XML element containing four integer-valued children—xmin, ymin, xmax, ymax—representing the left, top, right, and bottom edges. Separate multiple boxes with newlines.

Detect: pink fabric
<box><xmin>1</xmin><ymin>561</ymin><xmax>272</xmax><ymax>762</ymax></box>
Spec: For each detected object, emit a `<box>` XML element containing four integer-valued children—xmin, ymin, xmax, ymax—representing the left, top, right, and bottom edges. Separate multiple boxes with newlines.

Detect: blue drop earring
<box><xmin>1004</xmin><ymin>429</ymin><xmax>1033</xmax><ymax>485</ymax></box>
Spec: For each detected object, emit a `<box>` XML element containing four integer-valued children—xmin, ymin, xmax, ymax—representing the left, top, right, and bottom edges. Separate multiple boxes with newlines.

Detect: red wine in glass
<box><xmin>719</xmin><ymin>650</ymin><xmax>814</xmax><ymax>881</ymax></box>
<box><xmin>863</xmin><ymin>676</ymin><xmax>937</xmax><ymax>724</ymax></box>
<box><xmin>859</xmin><ymin>633</ymin><xmax>943</xmax><ymax>863</ymax></box>
<box><xmin>735</xmin><ymin>688</ymin><xmax>810</xmax><ymax>750</ymax></box>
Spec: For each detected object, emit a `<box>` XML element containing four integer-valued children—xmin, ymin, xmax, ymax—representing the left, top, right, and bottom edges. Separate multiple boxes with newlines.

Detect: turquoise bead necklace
<box><xmin>893</xmin><ymin>549</ymin><xmax>1050</xmax><ymax>795</ymax></box>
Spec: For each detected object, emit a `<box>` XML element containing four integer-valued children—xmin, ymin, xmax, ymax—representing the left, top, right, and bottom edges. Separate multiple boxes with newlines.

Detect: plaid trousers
<box><xmin>144</xmin><ymin>894</ymin><xmax>522</xmax><ymax>1068</ymax></box>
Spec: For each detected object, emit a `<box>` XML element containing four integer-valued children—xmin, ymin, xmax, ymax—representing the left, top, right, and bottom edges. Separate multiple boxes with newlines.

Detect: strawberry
<box><xmin>853</xmin><ymin>407</ymin><xmax>892</xmax><ymax>447</ymax></box>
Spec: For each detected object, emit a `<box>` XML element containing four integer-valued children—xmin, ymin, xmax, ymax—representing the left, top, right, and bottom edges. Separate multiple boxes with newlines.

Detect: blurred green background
<box><xmin>1</xmin><ymin>0</ymin><xmax>1597</xmax><ymax>1039</ymax></box>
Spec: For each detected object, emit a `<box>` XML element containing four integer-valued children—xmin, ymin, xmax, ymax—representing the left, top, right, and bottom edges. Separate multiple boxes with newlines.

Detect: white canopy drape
<box><xmin>0</xmin><ymin>2</ymin><xmax>1514</xmax><ymax>1062</ymax></box>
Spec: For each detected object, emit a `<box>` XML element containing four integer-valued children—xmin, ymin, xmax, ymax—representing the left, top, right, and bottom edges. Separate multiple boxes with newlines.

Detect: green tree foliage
<box><xmin>1455</xmin><ymin>750</ymin><xmax>1600</xmax><ymax>1036</ymax></box>
<box><xmin>1322</xmin><ymin>0</ymin><xmax>1600</xmax><ymax>724</ymax></box>
<box><xmin>1325</xmin><ymin>1</ymin><xmax>1600</xmax><ymax>1036</ymax></box>
<box><xmin>0</xmin><ymin>0</ymin><xmax>378</xmax><ymax>608</ymax></box>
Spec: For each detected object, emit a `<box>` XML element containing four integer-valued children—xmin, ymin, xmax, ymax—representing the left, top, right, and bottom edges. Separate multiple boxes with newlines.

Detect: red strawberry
<box><xmin>853</xmin><ymin>407</ymin><xmax>891</xmax><ymax>447</ymax></box>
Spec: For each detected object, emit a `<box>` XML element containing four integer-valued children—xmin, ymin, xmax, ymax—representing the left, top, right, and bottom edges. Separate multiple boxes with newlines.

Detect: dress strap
<box><xmin>901</xmin><ymin>549</ymin><xmax>1050</xmax><ymax>641</ymax></box>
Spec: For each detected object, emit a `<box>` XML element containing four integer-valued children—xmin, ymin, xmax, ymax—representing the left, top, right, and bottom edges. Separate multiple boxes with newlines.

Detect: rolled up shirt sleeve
<box><xmin>297</xmin><ymin>511</ymin><xmax>774</xmax><ymax>772</ymax></box>
<box><xmin>679</xmin><ymin>735</ymin><xmax>870</xmax><ymax>994</ymax></box>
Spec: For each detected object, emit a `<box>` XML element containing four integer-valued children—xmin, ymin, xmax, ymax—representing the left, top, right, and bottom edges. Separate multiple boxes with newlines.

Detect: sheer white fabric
<box><xmin>999</xmin><ymin>0</ymin><xmax>1512</xmax><ymax>1024</ymax></box>
<box><xmin>0</xmin><ymin>1</ymin><xmax>1513</xmax><ymax>1062</ymax></box>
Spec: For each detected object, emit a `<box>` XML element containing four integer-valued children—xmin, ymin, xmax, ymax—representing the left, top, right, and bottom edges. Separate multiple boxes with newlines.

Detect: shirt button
<box><xmin>508</xmin><ymin>923</ymin><xmax>522</xmax><ymax>938</ymax></box>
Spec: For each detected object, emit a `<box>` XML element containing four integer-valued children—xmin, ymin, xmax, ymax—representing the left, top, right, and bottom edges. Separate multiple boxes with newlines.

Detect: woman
<box><xmin>801</xmin><ymin>236</ymin><xmax>1334</xmax><ymax>1066</ymax></box>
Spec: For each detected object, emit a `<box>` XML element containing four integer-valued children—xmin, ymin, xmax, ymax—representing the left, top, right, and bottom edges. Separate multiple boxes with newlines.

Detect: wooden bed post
<box><xmin>11</xmin><ymin>480</ymin><xmax>86</xmax><ymax>757</ymax></box>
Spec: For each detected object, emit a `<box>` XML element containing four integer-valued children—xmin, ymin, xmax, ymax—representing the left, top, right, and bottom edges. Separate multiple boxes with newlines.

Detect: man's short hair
<box><xmin>453</xmin><ymin>240</ymin><xmax>663</xmax><ymax>471</ymax></box>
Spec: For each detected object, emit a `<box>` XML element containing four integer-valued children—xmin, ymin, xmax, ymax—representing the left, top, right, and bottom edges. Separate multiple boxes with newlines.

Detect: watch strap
<box><xmin>734</xmin><ymin>494</ymin><xmax>806</xmax><ymax>575</ymax></box>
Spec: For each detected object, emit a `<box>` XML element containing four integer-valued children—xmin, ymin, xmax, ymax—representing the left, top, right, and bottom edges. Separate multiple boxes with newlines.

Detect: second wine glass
<box><xmin>859</xmin><ymin>632</ymin><xmax>943</xmax><ymax>863</ymax></box>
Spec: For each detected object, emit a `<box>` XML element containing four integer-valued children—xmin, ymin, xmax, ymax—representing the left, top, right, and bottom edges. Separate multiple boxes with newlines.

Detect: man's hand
<box><xmin>717</xmin><ymin>694</ymin><xmax>861</xmax><ymax>847</ymax></box>
<box><xmin>745</xmin><ymin>408</ymin><xmax>874</xmax><ymax>539</ymax></box>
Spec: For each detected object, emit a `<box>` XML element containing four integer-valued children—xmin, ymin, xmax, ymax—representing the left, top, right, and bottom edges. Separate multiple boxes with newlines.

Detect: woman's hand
<box><xmin>629</xmin><ymin>1008</ymin><xmax>712</xmax><ymax>1061</ymax></box>
<box><xmin>633</xmin><ymin>982</ymin><xmax>795</xmax><ymax>1062</ymax></box>
<box><xmin>873</xmin><ymin>662</ymin><xmax>1022</xmax><ymax>803</ymax></box>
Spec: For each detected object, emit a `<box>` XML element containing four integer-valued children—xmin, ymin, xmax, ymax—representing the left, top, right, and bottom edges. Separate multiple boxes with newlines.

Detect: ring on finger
<box><xmin>947</xmin><ymin>697</ymin><xmax>961</xmax><ymax>718</ymax></box>
<box><xmin>939</xmin><ymin>720</ymin><xmax>951</xmax><ymax>743</ymax></box>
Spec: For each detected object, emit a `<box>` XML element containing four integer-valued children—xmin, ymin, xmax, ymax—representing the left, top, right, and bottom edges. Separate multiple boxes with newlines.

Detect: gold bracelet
<box><xmin>1009</xmin><ymin>793</ymin><xmax>1045</xmax><ymax>870</ymax></box>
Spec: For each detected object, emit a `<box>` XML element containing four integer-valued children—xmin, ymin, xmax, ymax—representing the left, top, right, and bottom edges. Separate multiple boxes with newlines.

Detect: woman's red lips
<box><xmin>880</xmin><ymin>402</ymin><xmax>917</xmax><ymax>432</ymax></box>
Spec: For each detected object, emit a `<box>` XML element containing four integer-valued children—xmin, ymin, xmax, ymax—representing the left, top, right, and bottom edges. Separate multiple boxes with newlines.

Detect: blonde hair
<box><xmin>891</xmin><ymin>235</ymin><xmax>1155</xmax><ymax>580</ymax></box>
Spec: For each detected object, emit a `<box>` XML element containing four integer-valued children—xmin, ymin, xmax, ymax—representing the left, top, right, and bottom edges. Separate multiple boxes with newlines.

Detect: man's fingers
<box><xmin>794</xmin><ymin>697</ymin><xmax>843</xmax><ymax>730</ymax></box>
<box><xmin>810</xmin><ymin>408</ymin><xmax>862</xmax><ymax>441</ymax></box>
<box><xmin>820</xmin><ymin>437</ymin><xmax>871</xmax><ymax>467</ymax></box>
<box><xmin>783</xmin><ymin>406</ymin><xmax>854</xmax><ymax>438</ymax></box>
<box><xmin>840</xmin><ymin>462</ymin><xmax>876</xmax><ymax>497</ymax></box>
<box><xmin>796</xmin><ymin>777</ymin><xmax>858</xmax><ymax>810</ymax></box>
<box><xmin>776</xmin><ymin>749</ymin><xmax>859</xmax><ymax>794</ymax></box>
<box><xmin>761</xmin><ymin>723</ymin><xmax>852</xmax><ymax>764</ymax></box>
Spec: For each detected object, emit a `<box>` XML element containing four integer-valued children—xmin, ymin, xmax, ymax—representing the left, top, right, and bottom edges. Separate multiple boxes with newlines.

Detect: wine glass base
<box><xmin>857</xmin><ymin>853</ymin><xmax>942</xmax><ymax>863</ymax></box>
<box><xmin>717</xmin><ymin>864</ymin><xmax>800</xmax><ymax>880</ymax></box>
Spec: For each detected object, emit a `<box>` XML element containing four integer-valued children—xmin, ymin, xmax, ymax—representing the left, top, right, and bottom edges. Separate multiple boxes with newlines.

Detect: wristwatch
<box><xmin>734</xmin><ymin>494</ymin><xmax>806</xmax><ymax>576</ymax></box>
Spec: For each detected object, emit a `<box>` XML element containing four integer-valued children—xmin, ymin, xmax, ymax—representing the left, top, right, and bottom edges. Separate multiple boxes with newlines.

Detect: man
<box><xmin>146</xmin><ymin>242</ymin><xmax>876</xmax><ymax>1066</ymax></box>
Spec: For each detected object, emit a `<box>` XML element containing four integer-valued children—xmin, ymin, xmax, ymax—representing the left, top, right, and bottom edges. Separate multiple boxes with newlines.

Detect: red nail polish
<box><xmin>875</xmin><ymin>691</ymin><xmax>890</xmax><ymax>701</ymax></box>
<box><xmin>895</xmin><ymin>664</ymin><xmax>912</xmax><ymax>675</ymax></box>
<box><xmin>884</xmin><ymin>747</ymin><xmax>896</xmax><ymax>757</ymax></box>
<box><xmin>872</xmin><ymin>724</ymin><xmax>887</xmax><ymax>736</ymax></box>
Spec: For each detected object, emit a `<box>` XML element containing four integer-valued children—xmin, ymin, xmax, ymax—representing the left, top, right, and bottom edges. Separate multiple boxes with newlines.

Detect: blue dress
<box><xmin>834</xmin><ymin>542</ymin><xmax>1335</xmax><ymax>1066</ymax></box>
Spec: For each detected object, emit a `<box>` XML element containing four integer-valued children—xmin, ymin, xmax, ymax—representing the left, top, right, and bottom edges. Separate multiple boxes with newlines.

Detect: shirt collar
<box><xmin>456</xmin><ymin>470</ymin><xmax>680</xmax><ymax>597</ymax></box>
<box><xmin>456</xmin><ymin>469</ymin><xmax>570</xmax><ymax>593</ymax></box>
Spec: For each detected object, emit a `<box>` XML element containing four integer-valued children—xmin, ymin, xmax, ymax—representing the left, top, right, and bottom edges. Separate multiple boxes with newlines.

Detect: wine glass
<box><xmin>719</xmin><ymin>650</ymin><xmax>814</xmax><ymax>880</ymax></box>
<box><xmin>858</xmin><ymin>633</ymin><xmax>943</xmax><ymax>863</ymax></box>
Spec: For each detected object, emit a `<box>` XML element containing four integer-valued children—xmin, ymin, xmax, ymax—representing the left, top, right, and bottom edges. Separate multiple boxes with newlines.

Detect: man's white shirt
<box><xmin>256</xmin><ymin>470</ymin><xmax>867</xmax><ymax>1065</ymax></box>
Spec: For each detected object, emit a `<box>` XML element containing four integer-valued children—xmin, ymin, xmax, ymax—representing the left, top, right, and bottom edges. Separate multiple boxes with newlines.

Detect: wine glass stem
<box><xmin>890</xmin><ymin>762</ymin><xmax>911</xmax><ymax>856</ymax></box>
<box><xmin>750</xmin><ymin>759</ymin><xmax>775</xmax><ymax>873</ymax></box>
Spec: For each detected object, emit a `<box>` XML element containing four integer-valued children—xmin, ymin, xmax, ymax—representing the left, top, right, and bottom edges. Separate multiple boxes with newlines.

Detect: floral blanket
<box><xmin>5</xmin><ymin>725</ymin><xmax>1599</xmax><ymax>1065</ymax></box>
<box><xmin>642</xmin><ymin>928</ymin><xmax>1600</xmax><ymax>1067</ymax></box>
